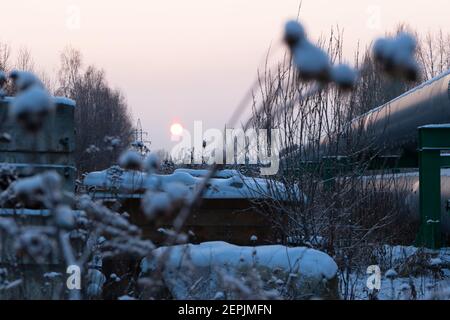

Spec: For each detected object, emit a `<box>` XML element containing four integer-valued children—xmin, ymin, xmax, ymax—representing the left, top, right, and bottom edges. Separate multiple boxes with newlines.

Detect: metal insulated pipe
<box><xmin>350</xmin><ymin>72</ymin><xmax>450</xmax><ymax>153</ymax></box>
<box><xmin>363</xmin><ymin>171</ymin><xmax>450</xmax><ymax>234</ymax></box>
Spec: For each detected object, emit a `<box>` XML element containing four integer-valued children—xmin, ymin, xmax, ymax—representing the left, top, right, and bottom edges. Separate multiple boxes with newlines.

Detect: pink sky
<box><xmin>0</xmin><ymin>0</ymin><xmax>449</xmax><ymax>149</ymax></box>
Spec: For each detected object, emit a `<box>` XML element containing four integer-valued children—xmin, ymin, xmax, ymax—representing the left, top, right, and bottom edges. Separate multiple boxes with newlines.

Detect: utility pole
<box><xmin>131</xmin><ymin>119</ymin><xmax>151</xmax><ymax>156</ymax></box>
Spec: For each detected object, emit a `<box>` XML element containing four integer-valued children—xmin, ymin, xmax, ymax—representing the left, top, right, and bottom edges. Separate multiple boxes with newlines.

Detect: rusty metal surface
<box><xmin>116</xmin><ymin>197</ymin><xmax>286</xmax><ymax>246</ymax></box>
<box><xmin>0</xmin><ymin>98</ymin><xmax>76</xmax><ymax>191</ymax></box>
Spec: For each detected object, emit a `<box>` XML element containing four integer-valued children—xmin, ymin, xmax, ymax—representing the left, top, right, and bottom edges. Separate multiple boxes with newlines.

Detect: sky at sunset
<box><xmin>0</xmin><ymin>0</ymin><xmax>449</xmax><ymax>150</ymax></box>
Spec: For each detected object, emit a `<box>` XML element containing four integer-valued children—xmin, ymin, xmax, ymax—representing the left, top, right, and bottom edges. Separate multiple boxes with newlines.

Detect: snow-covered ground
<box><xmin>346</xmin><ymin>245</ymin><xmax>450</xmax><ymax>300</ymax></box>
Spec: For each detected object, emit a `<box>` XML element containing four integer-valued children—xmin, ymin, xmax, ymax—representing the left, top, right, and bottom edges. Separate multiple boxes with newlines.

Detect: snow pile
<box><xmin>84</xmin><ymin>168</ymin><xmax>301</xmax><ymax>201</ymax></box>
<box><xmin>141</xmin><ymin>241</ymin><xmax>339</xmax><ymax>300</ymax></box>
<box><xmin>84</xmin><ymin>166</ymin><xmax>146</xmax><ymax>191</ymax></box>
<box><xmin>373</xmin><ymin>33</ymin><xmax>419</xmax><ymax>81</ymax></box>
<box><xmin>174</xmin><ymin>168</ymin><xmax>240</xmax><ymax>179</ymax></box>
<box><xmin>53</xmin><ymin>96</ymin><xmax>76</xmax><ymax>107</ymax></box>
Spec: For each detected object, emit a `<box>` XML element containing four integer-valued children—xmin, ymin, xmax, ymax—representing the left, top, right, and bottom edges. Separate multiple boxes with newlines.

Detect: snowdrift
<box><xmin>140</xmin><ymin>241</ymin><xmax>339</xmax><ymax>300</ymax></box>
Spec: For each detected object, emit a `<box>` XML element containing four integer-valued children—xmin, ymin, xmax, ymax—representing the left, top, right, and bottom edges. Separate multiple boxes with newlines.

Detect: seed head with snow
<box><xmin>373</xmin><ymin>32</ymin><xmax>419</xmax><ymax>81</ymax></box>
<box><xmin>8</xmin><ymin>71</ymin><xmax>55</xmax><ymax>132</ymax></box>
<box><xmin>284</xmin><ymin>20</ymin><xmax>358</xmax><ymax>89</ymax></box>
<box><xmin>118</xmin><ymin>149</ymin><xmax>143</xmax><ymax>171</ymax></box>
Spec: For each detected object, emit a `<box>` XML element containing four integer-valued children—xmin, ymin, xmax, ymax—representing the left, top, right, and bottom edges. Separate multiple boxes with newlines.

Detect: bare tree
<box><xmin>56</xmin><ymin>48</ymin><xmax>134</xmax><ymax>174</ymax></box>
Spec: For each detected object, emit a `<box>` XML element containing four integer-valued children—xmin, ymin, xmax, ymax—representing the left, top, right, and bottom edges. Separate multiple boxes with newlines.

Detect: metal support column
<box><xmin>417</xmin><ymin>125</ymin><xmax>450</xmax><ymax>249</ymax></box>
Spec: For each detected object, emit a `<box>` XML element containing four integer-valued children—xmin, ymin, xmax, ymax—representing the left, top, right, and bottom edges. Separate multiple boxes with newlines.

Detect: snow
<box><xmin>144</xmin><ymin>153</ymin><xmax>160</xmax><ymax>173</ymax></box>
<box><xmin>213</xmin><ymin>291</ymin><xmax>225</xmax><ymax>300</ymax></box>
<box><xmin>331</xmin><ymin>64</ymin><xmax>358</xmax><ymax>89</ymax></box>
<box><xmin>55</xmin><ymin>205</ymin><xmax>76</xmax><ymax>230</ymax></box>
<box><xmin>141</xmin><ymin>191</ymin><xmax>172</xmax><ymax>220</ymax></box>
<box><xmin>385</xmin><ymin>269</ymin><xmax>398</xmax><ymax>279</ymax></box>
<box><xmin>15</xmin><ymin>229</ymin><xmax>53</xmax><ymax>263</ymax></box>
<box><xmin>0</xmin><ymin>132</ymin><xmax>11</xmax><ymax>143</ymax></box>
<box><xmin>164</xmin><ymin>182</ymin><xmax>190</xmax><ymax>204</ymax></box>
<box><xmin>144</xmin><ymin>241</ymin><xmax>338</xmax><ymax>280</ymax></box>
<box><xmin>0</xmin><ymin>208</ymin><xmax>52</xmax><ymax>217</ymax></box>
<box><xmin>346</xmin><ymin>245</ymin><xmax>450</xmax><ymax>300</ymax></box>
<box><xmin>43</xmin><ymin>272</ymin><xmax>62</xmax><ymax>280</ymax></box>
<box><xmin>9</xmin><ymin>70</ymin><xmax>44</xmax><ymax>92</ymax></box>
<box><xmin>10</xmin><ymin>85</ymin><xmax>55</xmax><ymax>131</ymax></box>
<box><xmin>85</xmin><ymin>145</ymin><xmax>100</xmax><ymax>154</ymax></box>
<box><xmin>174</xmin><ymin>169</ymin><xmax>240</xmax><ymax>179</ymax></box>
<box><xmin>3</xmin><ymin>171</ymin><xmax>62</xmax><ymax>207</ymax></box>
<box><xmin>0</xmin><ymin>218</ymin><xmax>18</xmax><ymax>235</ymax></box>
<box><xmin>420</xmin><ymin>124</ymin><xmax>450</xmax><ymax>129</ymax></box>
<box><xmin>373</xmin><ymin>33</ymin><xmax>416</xmax><ymax>67</ymax></box>
<box><xmin>293</xmin><ymin>40</ymin><xmax>331</xmax><ymax>81</ymax></box>
<box><xmin>141</xmin><ymin>241</ymin><xmax>338</xmax><ymax>299</ymax></box>
<box><xmin>84</xmin><ymin>168</ymin><xmax>302</xmax><ymax>201</ymax></box>
<box><xmin>118</xmin><ymin>150</ymin><xmax>143</xmax><ymax>171</ymax></box>
<box><xmin>430</xmin><ymin>258</ymin><xmax>443</xmax><ymax>266</ymax></box>
<box><xmin>372</xmin><ymin>32</ymin><xmax>419</xmax><ymax>80</ymax></box>
<box><xmin>284</xmin><ymin>20</ymin><xmax>306</xmax><ymax>48</ymax></box>
<box><xmin>53</xmin><ymin>96</ymin><xmax>76</xmax><ymax>107</ymax></box>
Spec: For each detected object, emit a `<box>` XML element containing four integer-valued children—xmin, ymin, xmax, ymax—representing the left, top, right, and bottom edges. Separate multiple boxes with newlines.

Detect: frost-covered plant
<box><xmin>0</xmin><ymin>72</ymin><xmax>158</xmax><ymax>300</ymax></box>
<box><xmin>373</xmin><ymin>33</ymin><xmax>419</xmax><ymax>81</ymax></box>
<box><xmin>118</xmin><ymin>149</ymin><xmax>143</xmax><ymax>171</ymax></box>
<box><xmin>8</xmin><ymin>70</ymin><xmax>54</xmax><ymax>132</ymax></box>
<box><xmin>284</xmin><ymin>20</ymin><xmax>358</xmax><ymax>90</ymax></box>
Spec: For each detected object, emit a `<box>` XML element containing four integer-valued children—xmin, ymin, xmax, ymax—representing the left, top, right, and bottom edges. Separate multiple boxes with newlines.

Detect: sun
<box><xmin>170</xmin><ymin>123</ymin><xmax>183</xmax><ymax>136</ymax></box>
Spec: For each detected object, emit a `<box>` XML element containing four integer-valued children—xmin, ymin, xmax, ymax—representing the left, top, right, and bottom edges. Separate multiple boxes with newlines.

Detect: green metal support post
<box><xmin>417</xmin><ymin>125</ymin><xmax>450</xmax><ymax>249</ymax></box>
<box><xmin>417</xmin><ymin>148</ymin><xmax>441</xmax><ymax>249</ymax></box>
